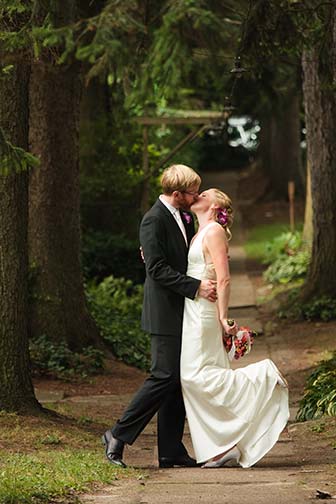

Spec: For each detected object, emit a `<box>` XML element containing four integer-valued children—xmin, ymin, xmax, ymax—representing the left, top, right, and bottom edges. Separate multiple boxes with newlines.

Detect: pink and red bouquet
<box><xmin>223</xmin><ymin>326</ymin><xmax>256</xmax><ymax>361</ymax></box>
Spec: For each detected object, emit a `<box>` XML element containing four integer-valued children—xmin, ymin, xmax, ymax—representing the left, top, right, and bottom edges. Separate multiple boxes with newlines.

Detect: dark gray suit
<box><xmin>112</xmin><ymin>199</ymin><xmax>200</xmax><ymax>458</ymax></box>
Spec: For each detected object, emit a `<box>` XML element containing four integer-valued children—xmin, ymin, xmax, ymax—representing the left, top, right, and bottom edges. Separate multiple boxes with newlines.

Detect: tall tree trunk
<box><xmin>268</xmin><ymin>93</ymin><xmax>303</xmax><ymax>199</ymax></box>
<box><xmin>28</xmin><ymin>61</ymin><xmax>101</xmax><ymax>351</ymax></box>
<box><xmin>301</xmin><ymin>38</ymin><xmax>336</xmax><ymax>298</ymax></box>
<box><xmin>0</xmin><ymin>64</ymin><xmax>41</xmax><ymax>413</ymax></box>
<box><xmin>259</xmin><ymin>114</ymin><xmax>272</xmax><ymax>178</ymax></box>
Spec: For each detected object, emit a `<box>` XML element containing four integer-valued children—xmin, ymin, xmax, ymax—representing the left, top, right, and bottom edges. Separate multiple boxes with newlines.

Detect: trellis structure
<box><xmin>135</xmin><ymin>110</ymin><xmax>231</xmax><ymax>213</ymax></box>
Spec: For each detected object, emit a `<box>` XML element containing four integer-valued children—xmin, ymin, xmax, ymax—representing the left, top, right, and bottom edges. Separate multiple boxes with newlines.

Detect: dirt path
<box><xmin>35</xmin><ymin>169</ymin><xmax>336</xmax><ymax>503</ymax></box>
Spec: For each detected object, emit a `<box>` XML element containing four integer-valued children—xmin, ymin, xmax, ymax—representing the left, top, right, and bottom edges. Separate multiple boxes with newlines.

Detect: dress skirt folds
<box><xmin>180</xmin><ymin>223</ymin><xmax>289</xmax><ymax>467</ymax></box>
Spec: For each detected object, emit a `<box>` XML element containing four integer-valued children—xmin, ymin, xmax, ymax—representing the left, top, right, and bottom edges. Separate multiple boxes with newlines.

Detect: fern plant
<box><xmin>296</xmin><ymin>352</ymin><xmax>336</xmax><ymax>421</ymax></box>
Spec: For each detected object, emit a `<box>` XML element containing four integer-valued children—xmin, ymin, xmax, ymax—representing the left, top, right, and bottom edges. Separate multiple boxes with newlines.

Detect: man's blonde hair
<box><xmin>161</xmin><ymin>164</ymin><xmax>201</xmax><ymax>194</ymax></box>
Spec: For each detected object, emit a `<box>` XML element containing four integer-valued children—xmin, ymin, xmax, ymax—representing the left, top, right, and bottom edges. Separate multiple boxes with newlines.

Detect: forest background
<box><xmin>0</xmin><ymin>0</ymin><xmax>336</xmax><ymax>435</ymax></box>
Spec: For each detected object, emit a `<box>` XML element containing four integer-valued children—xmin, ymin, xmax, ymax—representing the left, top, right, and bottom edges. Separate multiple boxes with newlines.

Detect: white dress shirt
<box><xmin>159</xmin><ymin>195</ymin><xmax>188</xmax><ymax>245</ymax></box>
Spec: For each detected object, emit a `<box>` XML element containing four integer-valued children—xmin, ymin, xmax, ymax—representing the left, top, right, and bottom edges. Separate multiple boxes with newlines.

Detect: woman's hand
<box><xmin>222</xmin><ymin>318</ymin><xmax>238</xmax><ymax>336</ymax></box>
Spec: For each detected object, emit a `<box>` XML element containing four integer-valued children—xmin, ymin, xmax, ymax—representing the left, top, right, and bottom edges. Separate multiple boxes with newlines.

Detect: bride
<box><xmin>181</xmin><ymin>188</ymin><xmax>289</xmax><ymax>468</ymax></box>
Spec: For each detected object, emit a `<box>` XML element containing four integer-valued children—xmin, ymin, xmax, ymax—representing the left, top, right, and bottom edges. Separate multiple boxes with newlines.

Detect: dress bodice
<box><xmin>187</xmin><ymin>222</ymin><xmax>218</xmax><ymax>281</ymax></box>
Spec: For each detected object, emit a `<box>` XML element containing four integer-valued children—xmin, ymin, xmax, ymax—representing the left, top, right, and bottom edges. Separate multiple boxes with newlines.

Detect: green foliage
<box><xmin>243</xmin><ymin>1</ymin><xmax>333</xmax><ymax>61</ymax></box>
<box><xmin>0</xmin><ymin>126</ymin><xmax>39</xmax><ymax>175</ymax></box>
<box><xmin>80</xmin><ymin>112</ymin><xmax>162</xmax><ymax>238</ymax></box>
<box><xmin>79</xmin><ymin>103</ymin><xmax>203</xmax><ymax>240</ymax></box>
<box><xmin>87</xmin><ymin>276</ymin><xmax>150</xmax><ymax>370</ymax></box>
<box><xmin>264</xmin><ymin>250</ymin><xmax>309</xmax><ymax>285</ymax></box>
<box><xmin>245</xmin><ymin>223</ymin><xmax>293</xmax><ymax>260</ymax></box>
<box><xmin>0</xmin><ymin>450</ymin><xmax>139</xmax><ymax>504</ymax></box>
<box><xmin>263</xmin><ymin>231</ymin><xmax>310</xmax><ymax>284</ymax></box>
<box><xmin>0</xmin><ymin>0</ymin><xmax>31</xmax><ymax>17</ymax></box>
<box><xmin>300</xmin><ymin>297</ymin><xmax>336</xmax><ymax>322</ymax></box>
<box><xmin>29</xmin><ymin>336</ymin><xmax>104</xmax><ymax>380</ymax></box>
<box><xmin>82</xmin><ymin>230</ymin><xmax>145</xmax><ymax>283</ymax></box>
<box><xmin>296</xmin><ymin>352</ymin><xmax>336</xmax><ymax>421</ymax></box>
<box><xmin>263</xmin><ymin>231</ymin><xmax>302</xmax><ymax>263</ymax></box>
<box><xmin>277</xmin><ymin>291</ymin><xmax>336</xmax><ymax>323</ymax></box>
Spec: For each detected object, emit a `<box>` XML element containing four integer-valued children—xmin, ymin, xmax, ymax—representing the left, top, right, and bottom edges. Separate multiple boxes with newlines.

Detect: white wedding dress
<box><xmin>181</xmin><ymin>222</ymin><xmax>289</xmax><ymax>467</ymax></box>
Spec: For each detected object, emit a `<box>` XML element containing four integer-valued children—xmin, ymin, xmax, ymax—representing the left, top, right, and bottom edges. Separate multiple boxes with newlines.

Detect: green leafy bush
<box><xmin>279</xmin><ymin>294</ymin><xmax>336</xmax><ymax>322</ymax></box>
<box><xmin>301</xmin><ymin>296</ymin><xmax>336</xmax><ymax>322</ymax></box>
<box><xmin>87</xmin><ymin>276</ymin><xmax>150</xmax><ymax>370</ymax></box>
<box><xmin>263</xmin><ymin>231</ymin><xmax>303</xmax><ymax>264</ymax></box>
<box><xmin>244</xmin><ymin>223</ymin><xmax>290</xmax><ymax>260</ymax></box>
<box><xmin>296</xmin><ymin>352</ymin><xmax>336</xmax><ymax>421</ymax></box>
<box><xmin>263</xmin><ymin>231</ymin><xmax>310</xmax><ymax>284</ymax></box>
<box><xmin>30</xmin><ymin>336</ymin><xmax>104</xmax><ymax>380</ymax></box>
<box><xmin>82</xmin><ymin>230</ymin><xmax>145</xmax><ymax>284</ymax></box>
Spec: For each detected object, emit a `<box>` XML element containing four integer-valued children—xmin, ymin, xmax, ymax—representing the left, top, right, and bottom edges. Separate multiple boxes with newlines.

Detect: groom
<box><xmin>102</xmin><ymin>164</ymin><xmax>217</xmax><ymax>468</ymax></box>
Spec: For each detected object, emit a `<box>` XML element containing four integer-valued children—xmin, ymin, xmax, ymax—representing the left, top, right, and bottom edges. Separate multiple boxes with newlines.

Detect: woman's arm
<box><xmin>203</xmin><ymin>224</ymin><xmax>236</xmax><ymax>335</ymax></box>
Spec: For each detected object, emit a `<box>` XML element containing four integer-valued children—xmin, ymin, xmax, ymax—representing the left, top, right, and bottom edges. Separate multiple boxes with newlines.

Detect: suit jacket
<box><xmin>140</xmin><ymin>199</ymin><xmax>200</xmax><ymax>336</ymax></box>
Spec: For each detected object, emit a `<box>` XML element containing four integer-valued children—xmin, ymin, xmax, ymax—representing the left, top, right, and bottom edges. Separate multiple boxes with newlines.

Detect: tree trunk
<box><xmin>28</xmin><ymin>61</ymin><xmax>101</xmax><ymax>351</ymax></box>
<box><xmin>301</xmin><ymin>41</ymin><xmax>336</xmax><ymax>298</ymax></box>
<box><xmin>0</xmin><ymin>64</ymin><xmax>41</xmax><ymax>413</ymax></box>
<box><xmin>268</xmin><ymin>93</ymin><xmax>303</xmax><ymax>199</ymax></box>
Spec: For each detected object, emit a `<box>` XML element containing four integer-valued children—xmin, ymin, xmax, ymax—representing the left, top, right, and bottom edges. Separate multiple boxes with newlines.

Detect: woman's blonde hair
<box><xmin>211</xmin><ymin>188</ymin><xmax>234</xmax><ymax>241</ymax></box>
<box><xmin>161</xmin><ymin>164</ymin><xmax>201</xmax><ymax>194</ymax></box>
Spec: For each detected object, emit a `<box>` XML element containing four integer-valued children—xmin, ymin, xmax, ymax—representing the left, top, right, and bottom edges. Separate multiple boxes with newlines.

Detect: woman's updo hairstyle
<box><xmin>211</xmin><ymin>188</ymin><xmax>234</xmax><ymax>241</ymax></box>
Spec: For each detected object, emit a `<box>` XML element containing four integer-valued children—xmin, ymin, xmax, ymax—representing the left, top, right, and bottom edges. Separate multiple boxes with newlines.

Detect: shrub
<box><xmin>263</xmin><ymin>231</ymin><xmax>310</xmax><ymax>284</ymax></box>
<box><xmin>30</xmin><ymin>336</ymin><xmax>104</xmax><ymax>380</ymax></box>
<box><xmin>263</xmin><ymin>231</ymin><xmax>303</xmax><ymax>264</ymax></box>
<box><xmin>279</xmin><ymin>295</ymin><xmax>336</xmax><ymax>322</ymax></box>
<box><xmin>301</xmin><ymin>296</ymin><xmax>336</xmax><ymax>322</ymax></box>
<box><xmin>87</xmin><ymin>276</ymin><xmax>150</xmax><ymax>370</ymax></box>
<box><xmin>296</xmin><ymin>351</ymin><xmax>336</xmax><ymax>421</ymax></box>
<box><xmin>81</xmin><ymin>230</ymin><xmax>145</xmax><ymax>284</ymax></box>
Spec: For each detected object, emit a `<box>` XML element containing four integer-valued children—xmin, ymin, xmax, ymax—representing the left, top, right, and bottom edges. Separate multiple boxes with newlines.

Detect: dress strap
<box><xmin>190</xmin><ymin>221</ymin><xmax>220</xmax><ymax>248</ymax></box>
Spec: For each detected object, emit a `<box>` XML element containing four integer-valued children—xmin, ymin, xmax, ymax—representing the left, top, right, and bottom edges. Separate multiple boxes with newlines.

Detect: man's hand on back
<box><xmin>198</xmin><ymin>280</ymin><xmax>217</xmax><ymax>302</ymax></box>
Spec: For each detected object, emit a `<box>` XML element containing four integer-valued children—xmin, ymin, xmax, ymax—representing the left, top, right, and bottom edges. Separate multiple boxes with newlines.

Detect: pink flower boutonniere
<box><xmin>182</xmin><ymin>212</ymin><xmax>192</xmax><ymax>224</ymax></box>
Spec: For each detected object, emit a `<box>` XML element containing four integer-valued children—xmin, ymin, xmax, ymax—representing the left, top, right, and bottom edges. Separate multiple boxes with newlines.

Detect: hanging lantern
<box><xmin>230</xmin><ymin>57</ymin><xmax>248</xmax><ymax>78</ymax></box>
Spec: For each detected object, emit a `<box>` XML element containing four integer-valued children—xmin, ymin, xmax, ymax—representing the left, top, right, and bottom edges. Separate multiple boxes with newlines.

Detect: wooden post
<box><xmin>302</xmin><ymin>160</ymin><xmax>313</xmax><ymax>245</ymax></box>
<box><xmin>140</xmin><ymin>125</ymin><xmax>149</xmax><ymax>215</ymax></box>
<box><xmin>288</xmin><ymin>180</ymin><xmax>295</xmax><ymax>231</ymax></box>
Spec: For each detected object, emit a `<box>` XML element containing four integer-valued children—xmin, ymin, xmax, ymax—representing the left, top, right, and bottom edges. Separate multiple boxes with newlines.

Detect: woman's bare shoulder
<box><xmin>204</xmin><ymin>223</ymin><xmax>228</xmax><ymax>249</ymax></box>
<box><xmin>206</xmin><ymin>222</ymin><xmax>227</xmax><ymax>239</ymax></box>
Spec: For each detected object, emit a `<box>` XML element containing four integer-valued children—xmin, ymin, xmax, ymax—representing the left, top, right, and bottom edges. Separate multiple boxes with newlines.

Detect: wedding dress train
<box><xmin>181</xmin><ymin>223</ymin><xmax>289</xmax><ymax>467</ymax></box>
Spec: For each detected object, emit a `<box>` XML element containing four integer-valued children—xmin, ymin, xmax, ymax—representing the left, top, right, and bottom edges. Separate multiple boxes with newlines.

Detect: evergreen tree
<box><xmin>242</xmin><ymin>0</ymin><xmax>336</xmax><ymax>298</ymax></box>
<box><xmin>0</xmin><ymin>3</ymin><xmax>41</xmax><ymax>413</ymax></box>
<box><xmin>28</xmin><ymin>0</ymin><xmax>102</xmax><ymax>350</ymax></box>
<box><xmin>301</xmin><ymin>11</ymin><xmax>336</xmax><ymax>298</ymax></box>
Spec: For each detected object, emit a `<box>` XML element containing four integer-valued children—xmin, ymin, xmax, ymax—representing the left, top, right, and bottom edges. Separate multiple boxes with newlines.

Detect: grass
<box><xmin>244</xmin><ymin>222</ymin><xmax>302</xmax><ymax>261</ymax></box>
<box><xmin>0</xmin><ymin>411</ymin><xmax>145</xmax><ymax>504</ymax></box>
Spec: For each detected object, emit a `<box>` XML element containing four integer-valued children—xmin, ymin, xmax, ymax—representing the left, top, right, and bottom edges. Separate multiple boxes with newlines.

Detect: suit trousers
<box><xmin>112</xmin><ymin>334</ymin><xmax>187</xmax><ymax>458</ymax></box>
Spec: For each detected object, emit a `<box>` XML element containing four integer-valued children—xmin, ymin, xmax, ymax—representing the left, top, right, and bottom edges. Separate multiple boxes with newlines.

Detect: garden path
<box><xmin>36</xmin><ymin>169</ymin><xmax>336</xmax><ymax>503</ymax></box>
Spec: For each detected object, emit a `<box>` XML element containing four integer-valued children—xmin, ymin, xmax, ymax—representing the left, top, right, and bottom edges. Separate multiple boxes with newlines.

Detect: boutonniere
<box><xmin>182</xmin><ymin>211</ymin><xmax>192</xmax><ymax>224</ymax></box>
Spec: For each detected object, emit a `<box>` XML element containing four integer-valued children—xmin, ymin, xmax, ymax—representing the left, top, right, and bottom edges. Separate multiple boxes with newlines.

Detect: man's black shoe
<box><xmin>159</xmin><ymin>454</ymin><xmax>198</xmax><ymax>468</ymax></box>
<box><xmin>102</xmin><ymin>430</ymin><xmax>127</xmax><ymax>468</ymax></box>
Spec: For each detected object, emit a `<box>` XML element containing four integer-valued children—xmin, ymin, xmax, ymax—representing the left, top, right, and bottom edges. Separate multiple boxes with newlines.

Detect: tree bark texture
<box><xmin>28</xmin><ymin>61</ymin><xmax>101</xmax><ymax>350</ymax></box>
<box><xmin>302</xmin><ymin>42</ymin><xmax>336</xmax><ymax>298</ymax></box>
<box><xmin>268</xmin><ymin>93</ymin><xmax>303</xmax><ymax>199</ymax></box>
<box><xmin>0</xmin><ymin>65</ymin><xmax>41</xmax><ymax>413</ymax></box>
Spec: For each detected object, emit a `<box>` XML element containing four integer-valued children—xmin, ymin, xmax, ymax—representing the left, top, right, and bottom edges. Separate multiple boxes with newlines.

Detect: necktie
<box><xmin>174</xmin><ymin>209</ymin><xmax>187</xmax><ymax>245</ymax></box>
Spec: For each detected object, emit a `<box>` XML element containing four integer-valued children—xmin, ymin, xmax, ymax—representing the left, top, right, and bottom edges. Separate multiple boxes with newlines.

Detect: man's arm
<box><xmin>140</xmin><ymin>215</ymin><xmax>200</xmax><ymax>299</ymax></box>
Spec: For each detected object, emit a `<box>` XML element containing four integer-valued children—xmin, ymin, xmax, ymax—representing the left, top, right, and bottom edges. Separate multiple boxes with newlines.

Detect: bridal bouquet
<box><xmin>223</xmin><ymin>325</ymin><xmax>256</xmax><ymax>361</ymax></box>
